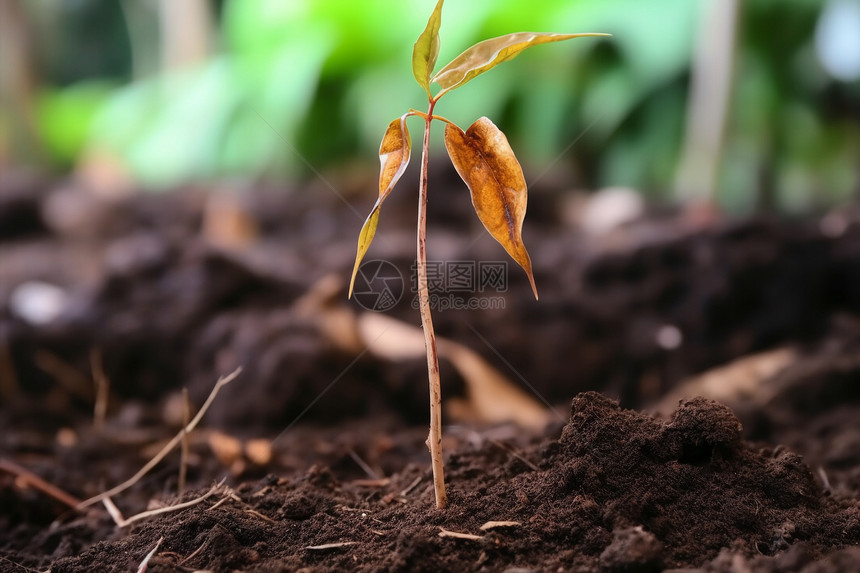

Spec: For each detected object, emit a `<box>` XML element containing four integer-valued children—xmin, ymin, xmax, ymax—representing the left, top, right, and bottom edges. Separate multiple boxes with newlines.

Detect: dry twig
<box><xmin>489</xmin><ymin>438</ymin><xmax>540</xmax><ymax>472</ymax></box>
<box><xmin>103</xmin><ymin>480</ymin><xmax>225</xmax><ymax>528</ymax></box>
<box><xmin>101</xmin><ymin>496</ymin><xmax>125</xmax><ymax>526</ymax></box>
<box><xmin>480</xmin><ymin>520</ymin><xmax>521</xmax><ymax>530</ymax></box>
<box><xmin>400</xmin><ymin>475</ymin><xmax>422</xmax><ymax>497</ymax></box>
<box><xmin>178</xmin><ymin>537</ymin><xmax>209</xmax><ymax>565</ymax></box>
<box><xmin>347</xmin><ymin>447</ymin><xmax>380</xmax><ymax>480</ymax></box>
<box><xmin>306</xmin><ymin>542</ymin><xmax>358</xmax><ymax>550</ymax></box>
<box><xmin>244</xmin><ymin>508</ymin><xmax>276</xmax><ymax>523</ymax></box>
<box><xmin>206</xmin><ymin>495</ymin><xmax>232</xmax><ymax>512</ymax></box>
<box><xmin>438</xmin><ymin>527</ymin><xmax>483</xmax><ymax>541</ymax></box>
<box><xmin>77</xmin><ymin>367</ymin><xmax>241</xmax><ymax>509</ymax></box>
<box><xmin>0</xmin><ymin>458</ymin><xmax>82</xmax><ymax>508</ymax></box>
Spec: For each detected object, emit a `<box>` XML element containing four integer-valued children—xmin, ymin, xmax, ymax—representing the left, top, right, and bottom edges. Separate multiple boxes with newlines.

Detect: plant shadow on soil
<box><xmin>3</xmin><ymin>172</ymin><xmax>860</xmax><ymax>571</ymax></box>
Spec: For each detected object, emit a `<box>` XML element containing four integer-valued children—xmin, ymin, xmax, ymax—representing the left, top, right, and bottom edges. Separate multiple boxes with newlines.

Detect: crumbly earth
<box><xmin>4</xmin><ymin>174</ymin><xmax>860</xmax><ymax>571</ymax></box>
<box><xmin>21</xmin><ymin>394</ymin><xmax>860</xmax><ymax>572</ymax></box>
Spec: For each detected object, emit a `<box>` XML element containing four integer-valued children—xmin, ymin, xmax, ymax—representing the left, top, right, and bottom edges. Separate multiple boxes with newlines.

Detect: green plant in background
<box><xmin>347</xmin><ymin>0</ymin><xmax>607</xmax><ymax>509</ymax></box>
<box><xmin>5</xmin><ymin>0</ymin><xmax>682</xmax><ymax>189</ymax></box>
<box><xmin>5</xmin><ymin>0</ymin><xmax>857</xmax><ymax>209</ymax></box>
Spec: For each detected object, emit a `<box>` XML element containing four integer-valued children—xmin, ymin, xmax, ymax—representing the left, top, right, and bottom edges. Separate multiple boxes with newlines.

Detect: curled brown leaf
<box><xmin>444</xmin><ymin>117</ymin><xmax>537</xmax><ymax>298</ymax></box>
<box><xmin>348</xmin><ymin>115</ymin><xmax>411</xmax><ymax>297</ymax></box>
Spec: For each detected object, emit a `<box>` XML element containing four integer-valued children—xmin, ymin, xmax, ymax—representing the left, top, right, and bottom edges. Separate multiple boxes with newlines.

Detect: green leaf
<box><xmin>349</xmin><ymin>115</ymin><xmax>412</xmax><ymax>297</ymax></box>
<box><xmin>444</xmin><ymin>117</ymin><xmax>538</xmax><ymax>299</ymax></box>
<box><xmin>412</xmin><ymin>0</ymin><xmax>444</xmax><ymax>96</ymax></box>
<box><xmin>432</xmin><ymin>32</ymin><xmax>610</xmax><ymax>96</ymax></box>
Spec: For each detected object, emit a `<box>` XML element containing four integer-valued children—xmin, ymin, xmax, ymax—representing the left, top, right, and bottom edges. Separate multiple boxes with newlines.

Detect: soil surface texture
<box><xmin>3</xmin><ymin>172</ymin><xmax>860</xmax><ymax>572</ymax></box>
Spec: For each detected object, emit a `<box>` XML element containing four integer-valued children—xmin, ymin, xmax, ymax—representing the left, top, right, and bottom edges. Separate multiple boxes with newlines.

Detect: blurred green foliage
<box><xmin>4</xmin><ymin>0</ymin><xmax>859</xmax><ymax>210</ymax></box>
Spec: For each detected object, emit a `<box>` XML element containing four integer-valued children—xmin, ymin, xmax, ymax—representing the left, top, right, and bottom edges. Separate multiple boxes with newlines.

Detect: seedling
<box><xmin>348</xmin><ymin>0</ymin><xmax>608</xmax><ymax>509</ymax></box>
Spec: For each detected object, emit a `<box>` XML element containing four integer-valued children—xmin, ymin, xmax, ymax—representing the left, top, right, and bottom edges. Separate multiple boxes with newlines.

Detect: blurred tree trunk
<box><xmin>0</xmin><ymin>0</ymin><xmax>42</xmax><ymax>167</ymax></box>
<box><xmin>158</xmin><ymin>0</ymin><xmax>213</xmax><ymax>71</ymax></box>
<box><xmin>675</xmin><ymin>0</ymin><xmax>741</xmax><ymax>208</ymax></box>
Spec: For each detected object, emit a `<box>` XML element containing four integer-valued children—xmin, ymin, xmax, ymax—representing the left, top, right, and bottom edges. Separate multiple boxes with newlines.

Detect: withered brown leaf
<box><xmin>444</xmin><ymin>117</ymin><xmax>537</xmax><ymax>298</ymax></box>
<box><xmin>348</xmin><ymin>115</ymin><xmax>411</xmax><ymax>297</ymax></box>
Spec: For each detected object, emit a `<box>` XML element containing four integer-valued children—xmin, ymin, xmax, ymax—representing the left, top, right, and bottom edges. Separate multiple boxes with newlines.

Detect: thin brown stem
<box><xmin>417</xmin><ymin>99</ymin><xmax>447</xmax><ymax>509</ymax></box>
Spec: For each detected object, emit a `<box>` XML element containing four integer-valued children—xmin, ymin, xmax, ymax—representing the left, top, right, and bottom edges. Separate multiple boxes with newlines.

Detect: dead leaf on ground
<box><xmin>357</xmin><ymin>312</ymin><xmax>548</xmax><ymax>430</ymax></box>
<box><xmin>245</xmin><ymin>439</ymin><xmax>272</xmax><ymax>466</ymax></box>
<box><xmin>296</xmin><ymin>276</ymin><xmax>549</xmax><ymax>429</ymax></box>
<box><xmin>652</xmin><ymin>347</ymin><xmax>797</xmax><ymax>416</ymax></box>
<box><xmin>208</xmin><ymin>430</ymin><xmax>242</xmax><ymax>467</ymax></box>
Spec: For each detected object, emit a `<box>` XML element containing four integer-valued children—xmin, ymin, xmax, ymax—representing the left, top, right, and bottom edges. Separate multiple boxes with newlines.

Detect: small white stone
<box><xmin>656</xmin><ymin>325</ymin><xmax>683</xmax><ymax>350</ymax></box>
<box><xmin>9</xmin><ymin>281</ymin><xmax>69</xmax><ymax>325</ymax></box>
<box><xmin>820</xmin><ymin>212</ymin><xmax>848</xmax><ymax>238</ymax></box>
<box><xmin>579</xmin><ymin>187</ymin><xmax>645</xmax><ymax>236</ymax></box>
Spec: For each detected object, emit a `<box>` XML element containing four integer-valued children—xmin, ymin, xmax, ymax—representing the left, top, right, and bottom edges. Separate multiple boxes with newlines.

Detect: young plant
<box><xmin>348</xmin><ymin>0</ymin><xmax>608</xmax><ymax>509</ymax></box>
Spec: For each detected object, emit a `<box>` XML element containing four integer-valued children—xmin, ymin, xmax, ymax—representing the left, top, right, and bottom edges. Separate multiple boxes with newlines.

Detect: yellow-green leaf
<box><xmin>432</xmin><ymin>32</ymin><xmax>610</xmax><ymax>96</ymax></box>
<box><xmin>444</xmin><ymin>117</ymin><xmax>538</xmax><ymax>299</ymax></box>
<box><xmin>412</xmin><ymin>0</ymin><xmax>444</xmax><ymax>96</ymax></box>
<box><xmin>349</xmin><ymin>115</ymin><xmax>412</xmax><ymax>298</ymax></box>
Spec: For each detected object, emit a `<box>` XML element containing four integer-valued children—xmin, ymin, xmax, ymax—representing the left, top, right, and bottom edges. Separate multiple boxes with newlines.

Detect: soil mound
<box><xmin>46</xmin><ymin>394</ymin><xmax>860</xmax><ymax>572</ymax></box>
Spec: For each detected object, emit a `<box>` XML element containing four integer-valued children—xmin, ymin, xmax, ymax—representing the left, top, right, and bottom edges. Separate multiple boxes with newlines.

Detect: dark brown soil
<box><xmin>32</xmin><ymin>394</ymin><xmax>860</xmax><ymax>573</ymax></box>
<box><xmin>3</xmin><ymin>171</ymin><xmax>860</xmax><ymax>572</ymax></box>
